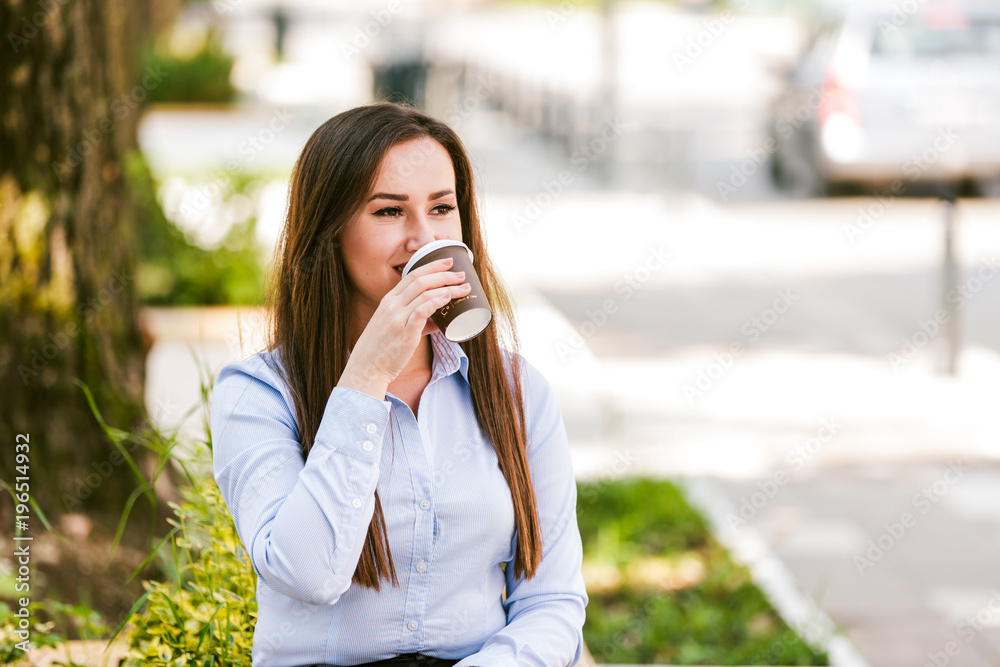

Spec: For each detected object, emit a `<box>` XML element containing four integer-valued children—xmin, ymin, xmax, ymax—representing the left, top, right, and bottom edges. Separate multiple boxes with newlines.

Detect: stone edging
<box><xmin>679</xmin><ymin>476</ymin><xmax>870</xmax><ymax>667</ymax></box>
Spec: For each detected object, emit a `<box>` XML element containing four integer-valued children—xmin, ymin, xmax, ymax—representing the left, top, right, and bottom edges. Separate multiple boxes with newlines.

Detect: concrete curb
<box><xmin>681</xmin><ymin>477</ymin><xmax>870</xmax><ymax>667</ymax></box>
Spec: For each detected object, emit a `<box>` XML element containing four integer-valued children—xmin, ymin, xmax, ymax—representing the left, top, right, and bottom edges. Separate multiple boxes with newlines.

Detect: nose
<box><xmin>404</xmin><ymin>210</ymin><xmax>437</xmax><ymax>251</ymax></box>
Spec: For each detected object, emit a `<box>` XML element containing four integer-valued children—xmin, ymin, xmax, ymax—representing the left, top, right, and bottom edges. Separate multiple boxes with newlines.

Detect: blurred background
<box><xmin>2</xmin><ymin>0</ymin><xmax>1000</xmax><ymax>664</ymax></box>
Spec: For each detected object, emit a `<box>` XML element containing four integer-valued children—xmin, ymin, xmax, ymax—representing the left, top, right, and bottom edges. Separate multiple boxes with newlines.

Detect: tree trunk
<box><xmin>0</xmin><ymin>0</ymin><xmax>177</xmax><ymax>532</ymax></box>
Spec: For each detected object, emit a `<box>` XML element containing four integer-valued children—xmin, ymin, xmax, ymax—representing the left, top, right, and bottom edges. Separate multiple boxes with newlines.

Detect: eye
<box><xmin>373</xmin><ymin>206</ymin><xmax>403</xmax><ymax>218</ymax></box>
<box><xmin>434</xmin><ymin>204</ymin><xmax>456</xmax><ymax>215</ymax></box>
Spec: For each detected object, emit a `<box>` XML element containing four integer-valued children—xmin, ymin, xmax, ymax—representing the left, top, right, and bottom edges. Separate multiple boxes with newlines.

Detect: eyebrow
<box><xmin>368</xmin><ymin>189</ymin><xmax>454</xmax><ymax>203</ymax></box>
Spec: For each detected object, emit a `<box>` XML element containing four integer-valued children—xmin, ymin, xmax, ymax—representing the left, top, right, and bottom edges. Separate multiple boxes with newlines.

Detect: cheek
<box><xmin>351</xmin><ymin>228</ymin><xmax>396</xmax><ymax>263</ymax></box>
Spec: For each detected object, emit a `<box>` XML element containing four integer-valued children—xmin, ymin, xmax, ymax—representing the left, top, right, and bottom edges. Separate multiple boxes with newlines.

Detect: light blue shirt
<box><xmin>210</xmin><ymin>330</ymin><xmax>588</xmax><ymax>667</ymax></box>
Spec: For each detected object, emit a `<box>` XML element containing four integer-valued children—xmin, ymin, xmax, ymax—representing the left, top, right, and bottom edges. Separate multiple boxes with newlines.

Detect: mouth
<box><xmin>393</xmin><ymin>264</ymin><xmax>405</xmax><ymax>276</ymax></box>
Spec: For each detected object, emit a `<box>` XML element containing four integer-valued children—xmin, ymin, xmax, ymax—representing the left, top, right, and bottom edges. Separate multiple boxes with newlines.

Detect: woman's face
<box><xmin>341</xmin><ymin>135</ymin><xmax>463</xmax><ymax>328</ymax></box>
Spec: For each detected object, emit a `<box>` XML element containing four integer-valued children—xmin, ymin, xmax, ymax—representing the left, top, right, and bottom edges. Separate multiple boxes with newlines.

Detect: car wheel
<box><xmin>773</xmin><ymin>152</ymin><xmax>827</xmax><ymax>198</ymax></box>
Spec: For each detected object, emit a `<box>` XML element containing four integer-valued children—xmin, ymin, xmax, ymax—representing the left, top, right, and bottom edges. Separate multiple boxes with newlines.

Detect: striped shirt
<box><xmin>210</xmin><ymin>330</ymin><xmax>588</xmax><ymax>667</ymax></box>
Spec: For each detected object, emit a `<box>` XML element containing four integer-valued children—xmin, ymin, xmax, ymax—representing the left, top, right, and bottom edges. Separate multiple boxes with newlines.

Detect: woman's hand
<box><xmin>338</xmin><ymin>256</ymin><xmax>471</xmax><ymax>399</ymax></box>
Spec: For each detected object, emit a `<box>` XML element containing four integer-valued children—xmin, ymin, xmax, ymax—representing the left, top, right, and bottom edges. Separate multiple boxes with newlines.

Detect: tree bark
<box><xmin>0</xmin><ymin>0</ymin><xmax>175</xmax><ymax>531</ymax></box>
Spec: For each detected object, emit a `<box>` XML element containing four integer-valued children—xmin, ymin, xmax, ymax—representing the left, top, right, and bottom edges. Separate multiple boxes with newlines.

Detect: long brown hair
<box><xmin>264</xmin><ymin>101</ymin><xmax>542</xmax><ymax>589</ymax></box>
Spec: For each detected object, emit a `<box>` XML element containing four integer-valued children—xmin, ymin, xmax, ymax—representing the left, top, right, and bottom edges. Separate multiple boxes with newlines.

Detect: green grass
<box><xmin>577</xmin><ymin>478</ymin><xmax>828</xmax><ymax>665</ymax></box>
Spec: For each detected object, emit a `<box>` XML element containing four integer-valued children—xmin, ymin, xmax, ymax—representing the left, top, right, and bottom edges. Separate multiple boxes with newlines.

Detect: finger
<box><xmin>409</xmin><ymin>290</ymin><xmax>455</xmax><ymax>328</ymax></box>
<box><xmin>406</xmin><ymin>256</ymin><xmax>454</xmax><ymax>279</ymax></box>
<box><xmin>412</xmin><ymin>283</ymin><xmax>471</xmax><ymax>319</ymax></box>
<box><xmin>398</xmin><ymin>268</ymin><xmax>467</xmax><ymax>303</ymax></box>
<box><xmin>389</xmin><ymin>257</ymin><xmax>455</xmax><ymax>296</ymax></box>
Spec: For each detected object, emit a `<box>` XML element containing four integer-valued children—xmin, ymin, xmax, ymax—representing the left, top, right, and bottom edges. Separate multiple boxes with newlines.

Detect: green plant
<box><xmin>0</xmin><ymin>601</ymin><xmax>58</xmax><ymax>665</ymax></box>
<box><xmin>576</xmin><ymin>478</ymin><xmax>829</xmax><ymax>665</ymax></box>
<box><xmin>116</xmin><ymin>471</ymin><xmax>256</xmax><ymax>666</ymax></box>
<box><xmin>141</xmin><ymin>31</ymin><xmax>236</xmax><ymax>105</ymax></box>
<box><xmin>0</xmin><ymin>598</ymin><xmax>108</xmax><ymax>666</ymax></box>
<box><xmin>125</xmin><ymin>150</ymin><xmax>268</xmax><ymax>306</ymax></box>
<box><xmin>94</xmin><ymin>356</ymin><xmax>258</xmax><ymax>666</ymax></box>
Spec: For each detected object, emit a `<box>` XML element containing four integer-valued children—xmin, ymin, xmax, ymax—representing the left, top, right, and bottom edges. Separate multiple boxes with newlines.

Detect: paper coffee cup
<box><xmin>401</xmin><ymin>240</ymin><xmax>493</xmax><ymax>342</ymax></box>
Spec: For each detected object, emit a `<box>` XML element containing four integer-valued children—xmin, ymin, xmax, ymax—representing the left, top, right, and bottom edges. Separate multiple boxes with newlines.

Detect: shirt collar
<box><xmin>344</xmin><ymin>331</ymin><xmax>470</xmax><ymax>386</ymax></box>
<box><xmin>429</xmin><ymin>330</ymin><xmax>470</xmax><ymax>386</ymax></box>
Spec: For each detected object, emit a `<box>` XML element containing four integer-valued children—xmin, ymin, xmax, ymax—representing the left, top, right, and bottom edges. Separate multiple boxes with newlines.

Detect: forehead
<box><xmin>373</xmin><ymin>136</ymin><xmax>455</xmax><ymax>192</ymax></box>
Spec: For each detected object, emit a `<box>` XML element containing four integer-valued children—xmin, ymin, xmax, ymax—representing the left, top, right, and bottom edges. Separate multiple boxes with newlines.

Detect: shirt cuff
<box><xmin>311</xmin><ymin>385</ymin><xmax>392</xmax><ymax>461</ymax></box>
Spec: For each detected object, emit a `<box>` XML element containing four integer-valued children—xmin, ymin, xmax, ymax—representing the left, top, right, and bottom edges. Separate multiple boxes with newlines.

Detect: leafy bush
<box><xmin>141</xmin><ymin>36</ymin><xmax>236</xmax><ymax>105</ymax></box>
<box><xmin>119</xmin><ymin>471</ymin><xmax>256</xmax><ymax>666</ymax></box>
<box><xmin>577</xmin><ymin>477</ymin><xmax>829</xmax><ymax>665</ymax></box>
<box><xmin>0</xmin><ymin>598</ymin><xmax>107</xmax><ymax>665</ymax></box>
<box><xmin>125</xmin><ymin>151</ymin><xmax>268</xmax><ymax>306</ymax></box>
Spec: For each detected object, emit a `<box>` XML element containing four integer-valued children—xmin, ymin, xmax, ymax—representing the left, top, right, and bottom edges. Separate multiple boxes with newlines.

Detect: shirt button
<box><xmin>407</xmin><ymin>620</ymin><xmax>418</xmax><ymax>632</ymax></box>
<box><xmin>419</xmin><ymin>499</ymin><xmax>430</xmax><ymax>511</ymax></box>
<box><xmin>415</xmin><ymin>560</ymin><xmax>427</xmax><ymax>573</ymax></box>
<box><xmin>352</xmin><ymin>498</ymin><xmax>362</xmax><ymax>508</ymax></box>
<box><xmin>365</xmin><ymin>423</ymin><xmax>377</xmax><ymax>434</ymax></box>
<box><xmin>362</xmin><ymin>440</ymin><xmax>373</xmax><ymax>451</ymax></box>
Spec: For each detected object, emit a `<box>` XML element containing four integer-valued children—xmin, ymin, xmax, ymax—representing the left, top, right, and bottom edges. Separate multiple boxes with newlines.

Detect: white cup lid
<box><xmin>401</xmin><ymin>240</ymin><xmax>474</xmax><ymax>277</ymax></box>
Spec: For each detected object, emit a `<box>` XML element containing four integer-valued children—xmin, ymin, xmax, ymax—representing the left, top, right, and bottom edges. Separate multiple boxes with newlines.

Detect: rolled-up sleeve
<box><xmin>210</xmin><ymin>354</ymin><xmax>393</xmax><ymax>606</ymax></box>
<box><xmin>455</xmin><ymin>356</ymin><xmax>589</xmax><ymax>667</ymax></box>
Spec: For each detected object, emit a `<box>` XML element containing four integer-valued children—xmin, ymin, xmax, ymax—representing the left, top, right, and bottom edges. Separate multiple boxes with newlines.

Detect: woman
<box><xmin>211</xmin><ymin>101</ymin><xmax>588</xmax><ymax>667</ymax></box>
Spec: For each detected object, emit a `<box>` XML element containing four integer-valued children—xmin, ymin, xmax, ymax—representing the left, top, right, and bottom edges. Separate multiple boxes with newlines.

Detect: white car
<box><xmin>769</xmin><ymin>0</ymin><xmax>1000</xmax><ymax>197</ymax></box>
